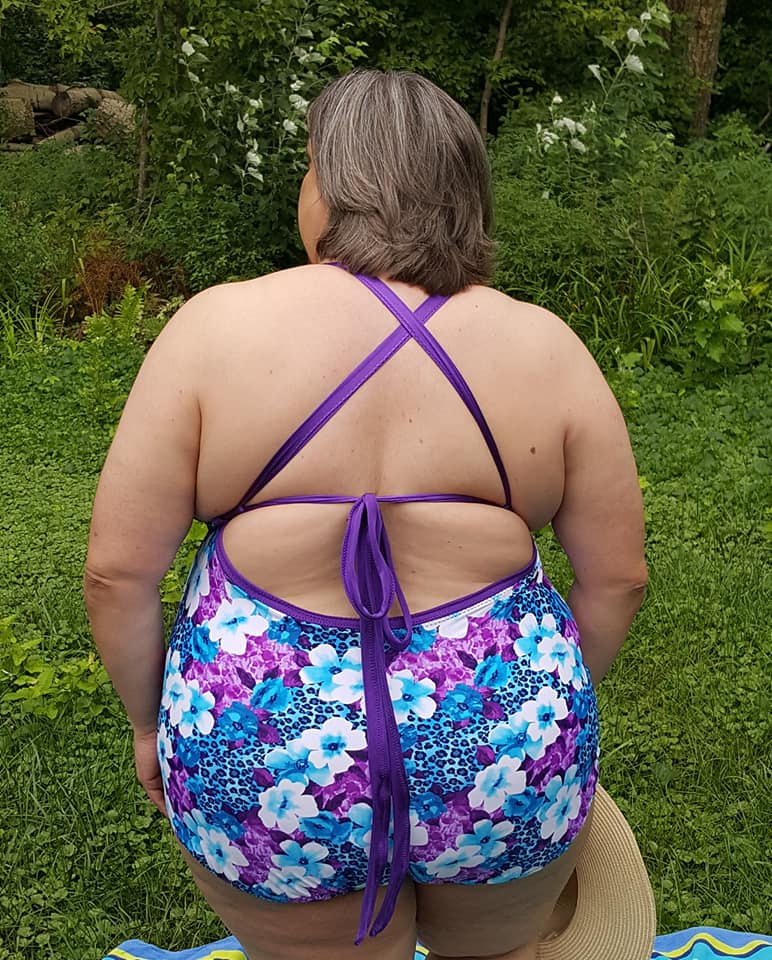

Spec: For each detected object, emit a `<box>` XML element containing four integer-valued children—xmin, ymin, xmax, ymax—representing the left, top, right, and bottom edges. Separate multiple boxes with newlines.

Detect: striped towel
<box><xmin>105</xmin><ymin>928</ymin><xmax>772</xmax><ymax>959</ymax></box>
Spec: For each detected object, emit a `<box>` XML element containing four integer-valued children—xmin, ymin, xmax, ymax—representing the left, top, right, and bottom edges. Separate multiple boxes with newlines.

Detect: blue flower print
<box><xmin>272</xmin><ymin>840</ymin><xmax>335</xmax><ymax>882</ymax></box>
<box><xmin>515</xmin><ymin>612</ymin><xmax>561</xmax><ymax>666</ymax></box>
<box><xmin>300</xmin><ymin>811</ymin><xmax>352</xmax><ymax>844</ymax></box>
<box><xmin>489</xmin><ymin>714</ymin><xmax>544</xmax><ymax>762</ymax></box>
<box><xmin>186</xmin><ymin>774</ymin><xmax>207</xmax><ymax>795</ymax></box>
<box><xmin>161</xmin><ymin>651</ymin><xmax>188</xmax><ymax>726</ymax></box>
<box><xmin>182</xmin><ymin>808</ymin><xmax>209</xmax><ymax>856</ymax></box>
<box><xmin>210</xmin><ymin>810</ymin><xmax>244</xmax><ymax>841</ymax></box>
<box><xmin>190</xmin><ymin>625</ymin><xmax>218</xmax><ymax>664</ymax></box>
<box><xmin>468</xmin><ymin>756</ymin><xmax>526</xmax><ymax>813</ymax></box>
<box><xmin>299</xmin><ymin>644</ymin><xmax>363</xmax><ymax>704</ymax></box>
<box><xmin>538</xmin><ymin>765</ymin><xmax>582</xmax><ymax>843</ymax></box>
<box><xmin>425</xmin><ymin>846</ymin><xmax>485</xmax><ymax>879</ymax></box>
<box><xmin>348</xmin><ymin>802</ymin><xmax>373</xmax><ymax>850</ymax></box>
<box><xmin>263</xmin><ymin>867</ymin><xmax>319</xmax><ymax>899</ymax></box>
<box><xmin>157</xmin><ymin>721</ymin><xmax>173</xmax><ymax>781</ymax></box>
<box><xmin>412</xmin><ymin>792</ymin><xmax>446</xmax><ymax>822</ymax></box>
<box><xmin>264</xmin><ymin>737</ymin><xmax>334</xmax><ymax>787</ymax></box>
<box><xmin>177</xmin><ymin>680</ymin><xmax>216</xmax><ymax>738</ymax></box>
<box><xmin>176</xmin><ymin>737</ymin><xmax>200</xmax><ymax>767</ymax></box>
<box><xmin>443</xmin><ymin>683</ymin><xmax>484</xmax><ymax>721</ymax></box>
<box><xmin>503</xmin><ymin>786</ymin><xmax>543</xmax><ymax>820</ymax></box>
<box><xmin>519</xmin><ymin>687</ymin><xmax>568</xmax><ymax>750</ymax></box>
<box><xmin>219</xmin><ymin>702</ymin><xmax>259</xmax><ymax>740</ymax></box>
<box><xmin>257</xmin><ymin>779</ymin><xmax>319</xmax><ymax>832</ymax></box>
<box><xmin>407</xmin><ymin>625</ymin><xmax>436</xmax><ymax>653</ymax></box>
<box><xmin>474</xmin><ymin>654</ymin><xmax>508</xmax><ymax>689</ymax></box>
<box><xmin>209</xmin><ymin>596</ymin><xmax>269</xmax><ymax>656</ymax></box>
<box><xmin>184</xmin><ymin>546</ymin><xmax>211</xmax><ymax>616</ymax></box>
<box><xmin>388</xmin><ymin>669</ymin><xmax>437</xmax><ymax>723</ymax></box>
<box><xmin>266</xmin><ymin>617</ymin><xmax>303</xmax><ymax>647</ymax></box>
<box><xmin>457</xmin><ymin>819</ymin><xmax>514</xmax><ymax>859</ymax></box>
<box><xmin>250</xmin><ymin>677</ymin><xmax>291</xmax><ymax>712</ymax></box>
<box><xmin>298</xmin><ymin>717</ymin><xmax>367</xmax><ymax>775</ymax></box>
<box><xmin>535</xmin><ymin>631</ymin><xmax>576</xmax><ymax>686</ymax></box>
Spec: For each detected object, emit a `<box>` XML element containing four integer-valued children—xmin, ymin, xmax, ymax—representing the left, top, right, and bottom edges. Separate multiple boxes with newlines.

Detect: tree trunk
<box><xmin>0</xmin><ymin>97</ymin><xmax>35</xmax><ymax>139</ymax></box>
<box><xmin>51</xmin><ymin>86</ymin><xmax>122</xmax><ymax>119</ymax></box>
<box><xmin>479</xmin><ymin>0</ymin><xmax>513</xmax><ymax>141</ymax></box>
<box><xmin>669</xmin><ymin>0</ymin><xmax>728</xmax><ymax>138</ymax></box>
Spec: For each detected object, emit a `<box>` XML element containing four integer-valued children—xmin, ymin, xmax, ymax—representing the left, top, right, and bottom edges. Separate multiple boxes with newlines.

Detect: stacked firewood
<box><xmin>0</xmin><ymin>81</ymin><xmax>135</xmax><ymax>150</ymax></box>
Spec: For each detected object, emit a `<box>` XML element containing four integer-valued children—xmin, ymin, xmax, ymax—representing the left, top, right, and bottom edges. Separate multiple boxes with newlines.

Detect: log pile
<box><xmin>0</xmin><ymin>81</ymin><xmax>135</xmax><ymax>150</ymax></box>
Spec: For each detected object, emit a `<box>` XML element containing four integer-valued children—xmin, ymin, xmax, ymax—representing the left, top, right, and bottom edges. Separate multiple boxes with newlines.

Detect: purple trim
<box><xmin>214</xmin><ymin>527</ymin><xmax>538</xmax><ymax>630</ymax></box>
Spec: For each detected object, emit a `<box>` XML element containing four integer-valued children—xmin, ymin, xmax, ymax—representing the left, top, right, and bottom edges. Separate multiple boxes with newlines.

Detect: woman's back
<box><xmin>189</xmin><ymin>263</ymin><xmax>570</xmax><ymax>614</ymax></box>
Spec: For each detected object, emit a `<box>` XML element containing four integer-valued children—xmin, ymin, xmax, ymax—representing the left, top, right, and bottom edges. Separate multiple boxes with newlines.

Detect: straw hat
<box><xmin>538</xmin><ymin>784</ymin><xmax>657</xmax><ymax>960</ymax></box>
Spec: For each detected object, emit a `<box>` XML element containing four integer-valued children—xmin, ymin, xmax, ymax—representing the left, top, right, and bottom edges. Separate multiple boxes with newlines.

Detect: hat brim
<box><xmin>537</xmin><ymin>785</ymin><xmax>656</xmax><ymax>960</ymax></box>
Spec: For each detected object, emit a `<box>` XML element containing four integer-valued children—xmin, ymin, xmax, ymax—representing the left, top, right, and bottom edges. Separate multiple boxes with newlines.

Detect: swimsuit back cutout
<box><xmin>208</xmin><ymin>269</ymin><xmax>513</xmax><ymax>943</ymax></box>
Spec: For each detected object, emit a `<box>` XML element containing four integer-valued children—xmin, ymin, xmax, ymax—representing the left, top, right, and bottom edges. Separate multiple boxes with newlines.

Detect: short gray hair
<box><xmin>307</xmin><ymin>70</ymin><xmax>493</xmax><ymax>296</ymax></box>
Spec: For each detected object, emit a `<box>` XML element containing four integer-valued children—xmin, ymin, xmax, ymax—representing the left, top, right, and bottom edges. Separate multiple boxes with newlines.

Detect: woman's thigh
<box><xmin>180</xmin><ymin>846</ymin><xmax>418</xmax><ymax>960</ymax></box>
<box><xmin>414</xmin><ymin>810</ymin><xmax>591</xmax><ymax>959</ymax></box>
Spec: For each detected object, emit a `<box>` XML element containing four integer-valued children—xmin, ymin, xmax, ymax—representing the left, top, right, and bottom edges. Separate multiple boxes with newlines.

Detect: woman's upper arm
<box><xmin>551</xmin><ymin>334</ymin><xmax>646</xmax><ymax>590</ymax></box>
<box><xmin>86</xmin><ymin>295</ymin><xmax>209</xmax><ymax>586</ymax></box>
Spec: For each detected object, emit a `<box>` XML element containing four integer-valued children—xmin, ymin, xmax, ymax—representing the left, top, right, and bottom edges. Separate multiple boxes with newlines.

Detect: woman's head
<box><xmin>303</xmin><ymin>70</ymin><xmax>493</xmax><ymax>295</ymax></box>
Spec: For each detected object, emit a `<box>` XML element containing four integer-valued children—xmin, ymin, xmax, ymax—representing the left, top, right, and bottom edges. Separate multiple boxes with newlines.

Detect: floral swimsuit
<box><xmin>158</xmin><ymin>271</ymin><xmax>599</xmax><ymax>943</ymax></box>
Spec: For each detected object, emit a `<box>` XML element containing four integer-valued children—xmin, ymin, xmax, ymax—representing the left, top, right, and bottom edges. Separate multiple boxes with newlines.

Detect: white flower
<box><xmin>410</xmin><ymin>810</ymin><xmax>428</xmax><ymax>847</ymax></box>
<box><xmin>289</xmin><ymin>93</ymin><xmax>309</xmax><ymax>112</ymax></box>
<box><xmin>425</xmin><ymin>846</ymin><xmax>486</xmax><ymax>879</ymax></box>
<box><xmin>247</xmin><ymin>97</ymin><xmax>262</xmax><ymax>109</ymax></box>
<box><xmin>538</xmin><ymin>766</ymin><xmax>583</xmax><ymax>843</ymax></box>
<box><xmin>181</xmin><ymin>40</ymin><xmax>195</xmax><ymax>58</ymax></box>
<box><xmin>640</xmin><ymin>11</ymin><xmax>652</xmax><ymax>22</ymax></box>
<box><xmin>468</xmin><ymin>756</ymin><xmax>526</xmax><ymax>813</ymax></box>
<box><xmin>258</xmin><ymin>779</ymin><xmax>319</xmax><ymax>832</ymax></box>
<box><xmin>246</xmin><ymin>149</ymin><xmax>261</xmax><ymax>166</ymax></box>
<box><xmin>209</xmin><ymin>597</ymin><xmax>268</xmax><ymax>655</ymax></box>
<box><xmin>290</xmin><ymin>79</ymin><xmax>304</xmax><ymax>92</ymax></box>
<box><xmin>588</xmin><ymin>63</ymin><xmax>603</xmax><ymax>83</ymax></box>
<box><xmin>575</xmin><ymin>121</ymin><xmax>587</xmax><ymax>135</ymax></box>
<box><xmin>623</xmin><ymin>54</ymin><xmax>645</xmax><ymax>75</ymax></box>
<box><xmin>176</xmin><ymin>679</ymin><xmax>215</xmax><ymax>738</ymax></box>
<box><xmin>185</xmin><ymin>549</ymin><xmax>210</xmax><ymax>615</ymax></box>
<box><xmin>224</xmin><ymin>81</ymin><xmax>239</xmax><ymax>95</ymax></box>
<box><xmin>536</xmin><ymin>631</ymin><xmax>578</xmax><ymax>683</ymax></box>
<box><xmin>540</xmin><ymin>130</ymin><xmax>559</xmax><ymax>148</ymax></box>
<box><xmin>627</xmin><ymin>27</ymin><xmax>643</xmax><ymax>44</ymax></box>
<box><xmin>388</xmin><ymin>669</ymin><xmax>437</xmax><ymax>723</ymax></box>
<box><xmin>282</xmin><ymin>118</ymin><xmax>298</xmax><ymax>135</ymax></box>
<box><xmin>570</xmin><ymin>138</ymin><xmax>587</xmax><ymax>154</ymax></box>
<box><xmin>198</xmin><ymin>824</ymin><xmax>249</xmax><ymax>881</ymax></box>
<box><xmin>263</xmin><ymin>867</ymin><xmax>319</xmax><ymax>899</ymax></box>
<box><xmin>187</xmin><ymin>71</ymin><xmax>200</xmax><ymax>84</ymax></box>
<box><xmin>157</xmin><ymin>722</ymin><xmax>174</xmax><ymax>781</ymax></box>
<box><xmin>519</xmin><ymin>687</ymin><xmax>568</xmax><ymax>748</ymax></box>
<box><xmin>551</xmin><ymin>93</ymin><xmax>563</xmax><ymax>105</ymax></box>
<box><xmin>298</xmin><ymin>717</ymin><xmax>366</xmax><ymax>775</ymax></box>
<box><xmin>555</xmin><ymin>116</ymin><xmax>577</xmax><ymax>135</ymax></box>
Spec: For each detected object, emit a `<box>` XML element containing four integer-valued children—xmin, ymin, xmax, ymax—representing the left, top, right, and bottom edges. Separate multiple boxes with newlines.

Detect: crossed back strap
<box><xmin>213</xmin><ymin>270</ymin><xmax>511</xmax><ymax>526</ymax></box>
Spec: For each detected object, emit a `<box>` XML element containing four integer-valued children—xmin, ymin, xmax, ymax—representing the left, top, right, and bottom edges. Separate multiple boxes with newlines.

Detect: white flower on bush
<box><xmin>640</xmin><ymin>10</ymin><xmax>652</xmax><ymax>22</ymax></box>
<box><xmin>623</xmin><ymin>54</ymin><xmax>645</xmax><ymax>75</ymax></box>
<box><xmin>181</xmin><ymin>40</ymin><xmax>195</xmax><ymax>57</ymax></box>
<box><xmin>290</xmin><ymin>79</ymin><xmax>304</xmax><ymax>92</ymax></box>
<box><xmin>551</xmin><ymin>94</ymin><xmax>563</xmax><ymax>105</ymax></box>
<box><xmin>627</xmin><ymin>27</ymin><xmax>643</xmax><ymax>44</ymax></box>
<box><xmin>283</xmin><ymin>118</ymin><xmax>298</xmax><ymax>135</ymax></box>
<box><xmin>289</xmin><ymin>93</ymin><xmax>309</xmax><ymax>113</ymax></box>
<box><xmin>588</xmin><ymin>63</ymin><xmax>603</xmax><ymax>83</ymax></box>
<box><xmin>555</xmin><ymin>117</ymin><xmax>577</xmax><ymax>135</ymax></box>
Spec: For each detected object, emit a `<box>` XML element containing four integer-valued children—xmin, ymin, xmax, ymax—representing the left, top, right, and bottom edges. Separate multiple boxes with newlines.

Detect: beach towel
<box><xmin>105</xmin><ymin>927</ymin><xmax>772</xmax><ymax>960</ymax></box>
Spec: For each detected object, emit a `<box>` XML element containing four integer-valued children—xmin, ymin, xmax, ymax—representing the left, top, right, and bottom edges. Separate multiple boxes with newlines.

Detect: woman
<box><xmin>85</xmin><ymin>71</ymin><xmax>647</xmax><ymax>960</ymax></box>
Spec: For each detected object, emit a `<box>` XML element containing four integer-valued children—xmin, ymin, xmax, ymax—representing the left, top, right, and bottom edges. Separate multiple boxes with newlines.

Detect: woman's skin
<box><xmin>84</xmin><ymin>153</ymin><xmax>646</xmax><ymax>960</ymax></box>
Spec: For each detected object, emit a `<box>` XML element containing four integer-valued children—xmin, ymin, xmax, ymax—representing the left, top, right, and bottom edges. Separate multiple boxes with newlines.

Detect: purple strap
<box><xmin>209</xmin><ymin>273</ymin><xmax>512</xmax><ymax>941</ymax></box>
<box><xmin>214</xmin><ymin>290</ymin><xmax>447</xmax><ymax>526</ymax></box>
<box><xmin>356</xmin><ymin>275</ymin><xmax>511</xmax><ymax>509</ymax></box>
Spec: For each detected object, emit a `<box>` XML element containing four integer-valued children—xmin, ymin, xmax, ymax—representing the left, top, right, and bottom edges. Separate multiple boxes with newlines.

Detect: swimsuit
<box><xmin>158</xmin><ymin>271</ymin><xmax>599</xmax><ymax>943</ymax></box>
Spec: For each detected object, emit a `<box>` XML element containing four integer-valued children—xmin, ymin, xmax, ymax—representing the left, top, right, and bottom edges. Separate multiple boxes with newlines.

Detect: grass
<box><xmin>0</xmin><ymin>337</ymin><xmax>770</xmax><ymax>958</ymax></box>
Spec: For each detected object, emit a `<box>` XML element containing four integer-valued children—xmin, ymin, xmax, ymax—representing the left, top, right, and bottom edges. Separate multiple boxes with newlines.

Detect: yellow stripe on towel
<box><xmin>659</xmin><ymin>932</ymin><xmax>772</xmax><ymax>958</ymax></box>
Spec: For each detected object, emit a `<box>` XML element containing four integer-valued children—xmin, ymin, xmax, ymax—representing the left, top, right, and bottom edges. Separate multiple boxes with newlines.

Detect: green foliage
<box><xmin>0</xmin><ymin>616</ymin><xmax>110</xmax><ymax>721</ymax></box>
<box><xmin>160</xmin><ymin>520</ymin><xmax>209</xmax><ymax>608</ymax></box>
<box><xmin>491</xmin><ymin>6</ymin><xmax>772</xmax><ymax>372</ymax></box>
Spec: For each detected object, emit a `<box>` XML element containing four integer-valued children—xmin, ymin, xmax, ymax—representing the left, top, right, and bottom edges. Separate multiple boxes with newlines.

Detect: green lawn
<box><xmin>0</xmin><ymin>341</ymin><xmax>770</xmax><ymax>959</ymax></box>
